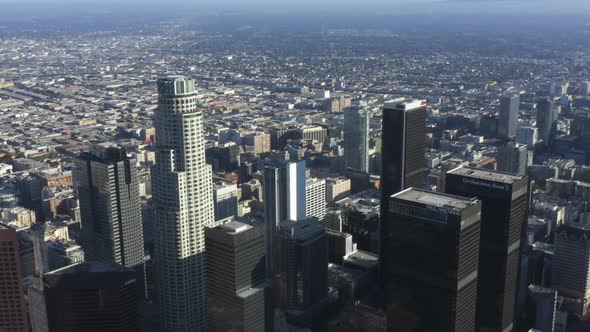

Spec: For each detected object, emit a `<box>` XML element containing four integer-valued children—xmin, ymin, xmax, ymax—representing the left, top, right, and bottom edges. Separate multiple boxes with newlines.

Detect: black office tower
<box><xmin>42</xmin><ymin>262</ymin><xmax>141</xmax><ymax>332</ymax></box>
<box><xmin>446</xmin><ymin>167</ymin><xmax>529</xmax><ymax>332</ymax></box>
<box><xmin>75</xmin><ymin>144</ymin><xmax>144</xmax><ymax>268</ymax></box>
<box><xmin>381</xmin><ymin>188</ymin><xmax>481</xmax><ymax>332</ymax></box>
<box><xmin>205</xmin><ymin>221</ymin><xmax>270</xmax><ymax>332</ymax></box>
<box><xmin>380</xmin><ymin>99</ymin><xmax>427</xmax><ymax>223</ymax></box>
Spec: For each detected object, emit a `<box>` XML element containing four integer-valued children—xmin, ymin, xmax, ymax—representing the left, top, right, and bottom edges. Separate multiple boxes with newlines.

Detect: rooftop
<box><xmin>392</xmin><ymin>188</ymin><xmax>478</xmax><ymax>211</ymax></box>
<box><xmin>448</xmin><ymin>166</ymin><xmax>525</xmax><ymax>184</ymax></box>
<box><xmin>383</xmin><ymin>98</ymin><xmax>427</xmax><ymax>111</ymax></box>
<box><xmin>220</xmin><ymin>221</ymin><xmax>253</xmax><ymax>234</ymax></box>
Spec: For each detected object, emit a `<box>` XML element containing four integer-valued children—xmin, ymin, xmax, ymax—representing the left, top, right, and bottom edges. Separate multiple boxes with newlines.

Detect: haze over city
<box><xmin>0</xmin><ymin>0</ymin><xmax>590</xmax><ymax>332</ymax></box>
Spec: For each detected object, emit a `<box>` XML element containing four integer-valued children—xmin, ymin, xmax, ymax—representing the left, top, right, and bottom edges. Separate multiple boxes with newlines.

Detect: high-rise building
<box><xmin>152</xmin><ymin>76</ymin><xmax>215</xmax><ymax>331</ymax></box>
<box><xmin>305</xmin><ymin>178</ymin><xmax>327</xmax><ymax>221</ymax></box>
<box><xmin>326</xmin><ymin>177</ymin><xmax>351</xmax><ymax>205</ymax></box>
<box><xmin>498</xmin><ymin>94</ymin><xmax>520</xmax><ymax>139</ymax></box>
<box><xmin>516</xmin><ymin>126</ymin><xmax>539</xmax><ymax>149</ymax></box>
<box><xmin>75</xmin><ymin>144</ymin><xmax>144</xmax><ymax>268</ymax></box>
<box><xmin>537</xmin><ymin>98</ymin><xmax>558</xmax><ymax>147</ymax></box>
<box><xmin>0</xmin><ymin>224</ymin><xmax>28</xmax><ymax>332</ymax></box>
<box><xmin>213</xmin><ymin>181</ymin><xmax>238</xmax><ymax>221</ymax></box>
<box><xmin>343</xmin><ymin>107</ymin><xmax>370</xmax><ymax>172</ymax></box>
<box><xmin>446</xmin><ymin>167</ymin><xmax>529</xmax><ymax>332</ymax></box>
<box><xmin>205</xmin><ymin>221</ymin><xmax>270</xmax><ymax>332</ymax></box>
<box><xmin>41</xmin><ymin>262</ymin><xmax>141</xmax><ymax>332</ymax></box>
<box><xmin>274</xmin><ymin>219</ymin><xmax>328</xmax><ymax>324</ymax></box>
<box><xmin>552</xmin><ymin>222</ymin><xmax>590</xmax><ymax>317</ymax></box>
<box><xmin>380</xmin><ymin>98</ymin><xmax>427</xmax><ymax>250</ymax></box>
<box><xmin>497</xmin><ymin>142</ymin><xmax>531</xmax><ymax>176</ymax></box>
<box><xmin>381</xmin><ymin>189</ymin><xmax>481</xmax><ymax>332</ymax></box>
<box><xmin>263</xmin><ymin>160</ymin><xmax>305</xmax><ymax>276</ymax></box>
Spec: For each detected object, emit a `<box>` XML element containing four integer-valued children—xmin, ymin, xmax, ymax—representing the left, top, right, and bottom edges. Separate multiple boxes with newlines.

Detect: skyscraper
<box><xmin>213</xmin><ymin>181</ymin><xmax>238</xmax><ymax>221</ymax></box>
<box><xmin>537</xmin><ymin>98</ymin><xmax>558</xmax><ymax>147</ymax></box>
<box><xmin>263</xmin><ymin>160</ymin><xmax>306</xmax><ymax>275</ymax></box>
<box><xmin>343</xmin><ymin>107</ymin><xmax>370</xmax><ymax>172</ymax></box>
<box><xmin>41</xmin><ymin>262</ymin><xmax>140</xmax><ymax>332</ymax></box>
<box><xmin>0</xmin><ymin>224</ymin><xmax>28</xmax><ymax>332</ymax></box>
<box><xmin>498</xmin><ymin>94</ymin><xmax>520</xmax><ymax>140</ymax></box>
<box><xmin>274</xmin><ymin>219</ymin><xmax>328</xmax><ymax>325</ymax></box>
<box><xmin>305</xmin><ymin>177</ymin><xmax>327</xmax><ymax>221</ymax></box>
<box><xmin>552</xmin><ymin>222</ymin><xmax>590</xmax><ymax>317</ymax></box>
<box><xmin>75</xmin><ymin>144</ymin><xmax>144</xmax><ymax>268</ymax></box>
<box><xmin>205</xmin><ymin>221</ymin><xmax>270</xmax><ymax>332</ymax></box>
<box><xmin>380</xmin><ymin>99</ymin><xmax>427</xmax><ymax>246</ymax></box>
<box><xmin>446</xmin><ymin>167</ymin><xmax>529</xmax><ymax>332</ymax></box>
<box><xmin>381</xmin><ymin>189</ymin><xmax>481</xmax><ymax>332</ymax></box>
<box><xmin>152</xmin><ymin>76</ymin><xmax>215</xmax><ymax>331</ymax></box>
<box><xmin>497</xmin><ymin>142</ymin><xmax>530</xmax><ymax>176</ymax></box>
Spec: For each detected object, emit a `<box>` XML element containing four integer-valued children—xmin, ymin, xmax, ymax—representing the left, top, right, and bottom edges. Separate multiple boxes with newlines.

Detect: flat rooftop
<box><xmin>448</xmin><ymin>166</ymin><xmax>524</xmax><ymax>184</ymax></box>
<box><xmin>220</xmin><ymin>221</ymin><xmax>253</xmax><ymax>234</ymax></box>
<box><xmin>384</xmin><ymin>98</ymin><xmax>426</xmax><ymax>111</ymax></box>
<box><xmin>392</xmin><ymin>188</ymin><xmax>477</xmax><ymax>211</ymax></box>
<box><xmin>46</xmin><ymin>262</ymin><xmax>129</xmax><ymax>275</ymax></box>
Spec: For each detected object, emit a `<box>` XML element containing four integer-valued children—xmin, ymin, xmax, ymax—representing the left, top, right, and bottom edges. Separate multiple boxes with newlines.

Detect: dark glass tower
<box><xmin>0</xmin><ymin>224</ymin><xmax>29</xmax><ymax>332</ymax></box>
<box><xmin>42</xmin><ymin>262</ymin><xmax>141</xmax><ymax>332</ymax></box>
<box><xmin>75</xmin><ymin>144</ymin><xmax>144</xmax><ymax>268</ymax></box>
<box><xmin>446</xmin><ymin>167</ymin><xmax>529</xmax><ymax>332</ymax></box>
<box><xmin>205</xmin><ymin>221</ymin><xmax>270</xmax><ymax>332</ymax></box>
<box><xmin>380</xmin><ymin>99</ymin><xmax>427</xmax><ymax>219</ymax></box>
<box><xmin>381</xmin><ymin>189</ymin><xmax>481</xmax><ymax>332</ymax></box>
<box><xmin>536</xmin><ymin>98</ymin><xmax>558</xmax><ymax>147</ymax></box>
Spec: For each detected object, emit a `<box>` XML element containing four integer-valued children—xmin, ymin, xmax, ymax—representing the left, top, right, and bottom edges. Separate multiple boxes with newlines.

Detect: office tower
<box><xmin>41</xmin><ymin>262</ymin><xmax>140</xmax><ymax>332</ymax></box>
<box><xmin>526</xmin><ymin>285</ymin><xmax>557</xmax><ymax>332</ymax></box>
<box><xmin>213</xmin><ymin>181</ymin><xmax>238</xmax><ymax>221</ymax></box>
<box><xmin>446</xmin><ymin>167</ymin><xmax>529</xmax><ymax>332</ymax></box>
<box><xmin>274</xmin><ymin>219</ymin><xmax>328</xmax><ymax>324</ymax></box>
<box><xmin>343</xmin><ymin>107</ymin><xmax>370</xmax><ymax>172</ymax></box>
<box><xmin>205</xmin><ymin>221</ymin><xmax>270</xmax><ymax>332</ymax></box>
<box><xmin>552</xmin><ymin>223</ymin><xmax>590</xmax><ymax>317</ymax></box>
<box><xmin>580</xmin><ymin>81</ymin><xmax>590</xmax><ymax>96</ymax></box>
<box><xmin>326</xmin><ymin>229</ymin><xmax>354</xmax><ymax>265</ymax></box>
<box><xmin>380</xmin><ymin>99</ymin><xmax>427</xmax><ymax>216</ymax></box>
<box><xmin>263</xmin><ymin>160</ymin><xmax>305</xmax><ymax>275</ymax></box>
<box><xmin>326</xmin><ymin>177</ymin><xmax>351</xmax><ymax>205</ymax></box>
<box><xmin>0</xmin><ymin>224</ymin><xmax>28</xmax><ymax>332</ymax></box>
<box><xmin>152</xmin><ymin>76</ymin><xmax>215</xmax><ymax>331</ymax></box>
<box><xmin>305</xmin><ymin>178</ymin><xmax>327</xmax><ymax>221</ymax></box>
<box><xmin>498</xmin><ymin>94</ymin><xmax>520</xmax><ymax>139</ymax></box>
<box><xmin>206</xmin><ymin>143</ymin><xmax>240</xmax><ymax>172</ymax></box>
<box><xmin>437</xmin><ymin>158</ymin><xmax>468</xmax><ymax>193</ymax></box>
<box><xmin>516</xmin><ymin>126</ymin><xmax>539</xmax><ymax>149</ymax></box>
<box><xmin>537</xmin><ymin>98</ymin><xmax>558</xmax><ymax>147</ymax></box>
<box><xmin>497</xmin><ymin>142</ymin><xmax>530</xmax><ymax>176</ymax></box>
<box><xmin>381</xmin><ymin>189</ymin><xmax>481</xmax><ymax>332</ymax></box>
<box><xmin>75</xmin><ymin>144</ymin><xmax>144</xmax><ymax>268</ymax></box>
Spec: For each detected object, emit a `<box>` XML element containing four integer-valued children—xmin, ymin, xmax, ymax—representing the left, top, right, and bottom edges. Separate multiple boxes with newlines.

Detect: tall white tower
<box><xmin>152</xmin><ymin>76</ymin><xmax>214</xmax><ymax>331</ymax></box>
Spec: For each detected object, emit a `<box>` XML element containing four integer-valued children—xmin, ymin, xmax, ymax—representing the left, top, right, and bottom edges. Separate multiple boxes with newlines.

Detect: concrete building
<box><xmin>326</xmin><ymin>177</ymin><xmax>351</xmax><ymax>206</ymax></box>
<box><xmin>497</xmin><ymin>142</ymin><xmax>531</xmax><ymax>176</ymax></box>
<box><xmin>343</xmin><ymin>107</ymin><xmax>370</xmax><ymax>173</ymax></box>
<box><xmin>75</xmin><ymin>144</ymin><xmax>144</xmax><ymax>268</ymax></box>
<box><xmin>499</xmin><ymin>94</ymin><xmax>520</xmax><ymax>139</ymax></box>
<box><xmin>152</xmin><ymin>76</ymin><xmax>215</xmax><ymax>331</ymax></box>
<box><xmin>305</xmin><ymin>178</ymin><xmax>327</xmax><ymax>221</ymax></box>
<box><xmin>205</xmin><ymin>221</ymin><xmax>270</xmax><ymax>332</ymax></box>
<box><xmin>213</xmin><ymin>181</ymin><xmax>239</xmax><ymax>221</ymax></box>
